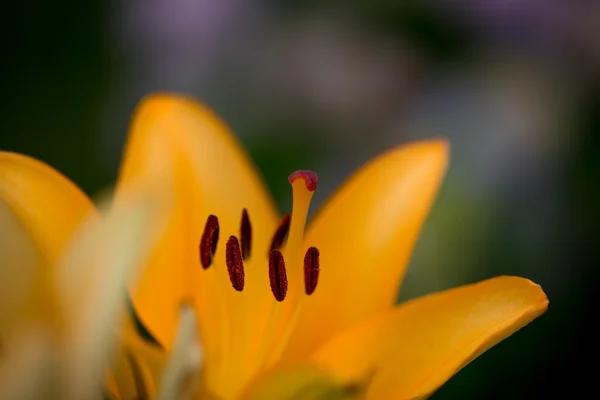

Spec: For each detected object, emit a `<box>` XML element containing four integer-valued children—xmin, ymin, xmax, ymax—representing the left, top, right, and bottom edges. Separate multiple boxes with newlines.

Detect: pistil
<box><xmin>285</xmin><ymin>170</ymin><xmax>318</xmax><ymax>267</ymax></box>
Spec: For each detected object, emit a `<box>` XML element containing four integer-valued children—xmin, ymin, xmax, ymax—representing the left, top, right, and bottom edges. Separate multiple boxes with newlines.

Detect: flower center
<box><xmin>195</xmin><ymin>170</ymin><xmax>321</xmax><ymax>397</ymax></box>
<box><xmin>197</xmin><ymin>170</ymin><xmax>321</xmax><ymax>300</ymax></box>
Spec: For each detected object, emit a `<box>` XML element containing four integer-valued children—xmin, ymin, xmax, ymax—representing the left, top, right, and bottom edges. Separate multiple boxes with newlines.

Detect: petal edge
<box><xmin>312</xmin><ymin>276</ymin><xmax>548</xmax><ymax>399</ymax></box>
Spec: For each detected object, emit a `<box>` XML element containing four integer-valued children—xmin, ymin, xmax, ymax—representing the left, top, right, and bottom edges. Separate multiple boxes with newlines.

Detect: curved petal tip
<box><xmin>311</xmin><ymin>275</ymin><xmax>549</xmax><ymax>399</ymax></box>
<box><xmin>135</xmin><ymin>93</ymin><xmax>215</xmax><ymax>118</ymax></box>
<box><xmin>404</xmin><ymin>137</ymin><xmax>450</xmax><ymax>170</ymax></box>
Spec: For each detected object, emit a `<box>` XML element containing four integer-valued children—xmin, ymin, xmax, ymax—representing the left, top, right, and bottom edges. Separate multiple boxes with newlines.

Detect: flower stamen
<box><xmin>269</xmin><ymin>213</ymin><xmax>291</xmax><ymax>253</ymax></box>
<box><xmin>240</xmin><ymin>208</ymin><xmax>252</xmax><ymax>260</ymax></box>
<box><xmin>199</xmin><ymin>215</ymin><xmax>220</xmax><ymax>269</ymax></box>
<box><xmin>304</xmin><ymin>246</ymin><xmax>320</xmax><ymax>295</ymax></box>
<box><xmin>269</xmin><ymin>250</ymin><xmax>288</xmax><ymax>302</ymax></box>
<box><xmin>225</xmin><ymin>236</ymin><xmax>245</xmax><ymax>291</ymax></box>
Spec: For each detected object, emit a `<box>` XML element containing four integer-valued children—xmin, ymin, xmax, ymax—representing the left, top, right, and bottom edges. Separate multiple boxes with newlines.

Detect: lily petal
<box><xmin>283</xmin><ymin>140</ymin><xmax>448</xmax><ymax>361</ymax></box>
<box><xmin>56</xmin><ymin>182</ymin><xmax>169</xmax><ymax>400</ymax></box>
<box><xmin>115</xmin><ymin>94</ymin><xmax>279</xmax><ymax>349</ymax></box>
<box><xmin>0</xmin><ymin>152</ymin><xmax>96</xmax><ymax>263</ymax></box>
<box><xmin>0</xmin><ymin>198</ymin><xmax>43</xmax><ymax>331</ymax></box>
<box><xmin>311</xmin><ymin>276</ymin><xmax>549</xmax><ymax>399</ymax></box>
<box><xmin>0</xmin><ymin>152</ymin><xmax>95</xmax><ymax>329</ymax></box>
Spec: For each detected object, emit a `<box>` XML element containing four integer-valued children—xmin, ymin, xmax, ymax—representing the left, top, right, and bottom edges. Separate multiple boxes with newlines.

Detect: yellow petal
<box><xmin>0</xmin><ymin>199</ymin><xmax>43</xmax><ymax>330</ymax></box>
<box><xmin>282</xmin><ymin>140</ymin><xmax>449</xmax><ymax>361</ymax></box>
<box><xmin>0</xmin><ymin>151</ymin><xmax>96</xmax><ymax>263</ymax></box>
<box><xmin>56</xmin><ymin>182</ymin><xmax>169</xmax><ymax>400</ymax></box>
<box><xmin>0</xmin><ymin>152</ymin><xmax>95</xmax><ymax>328</ymax></box>
<box><xmin>115</xmin><ymin>94</ymin><xmax>279</xmax><ymax>350</ymax></box>
<box><xmin>312</xmin><ymin>276</ymin><xmax>549</xmax><ymax>399</ymax></box>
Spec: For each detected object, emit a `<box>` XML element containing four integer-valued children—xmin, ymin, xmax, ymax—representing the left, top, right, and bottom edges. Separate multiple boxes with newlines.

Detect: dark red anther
<box><xmin>240</xmin><ymin>208</ymin><xmax>252</xmax><ymax>260</ymax></box>
<box><xmin>269</xmin><ymin>213</ymin><xmax>291</xmax><ymax>253</ymax></box>
<box><xmin>304</xmin><ymin>247</ymin><xmax>320</xmax><ymax>295</ymax></box>
<box><xmin>225</xmin><ymin>236</ymin><xmax>245</xmax><ymax>291</ymax></box>
<box><xmin>269</xmin><ymin>250</ymin><xmax>288</xmax><ymax>302</ymax></box>
<box><xmin>288</xmin><ymin>170</ymin><xmax>319</xmax><ymax>192</ymax></box>
<box><xmin>199</xmin><ymin>215</ymin><xmax>220</xmax><ymax>269</ymax></box>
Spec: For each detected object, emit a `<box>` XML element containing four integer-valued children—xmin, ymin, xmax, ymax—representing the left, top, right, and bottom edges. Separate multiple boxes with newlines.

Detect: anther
<box><xmin>269</xmin><ymin>250</ymin><xmax>288</xmax><ymax>302</ymax></box>
<box><xmin>199</xmin><ymin>215</ymin><xmax>220</xmax><ymax>269</ymax></box>
<box><xmin>269</xmin><ymin>213</ymin><xmax>291</xmax><ymax>253</ymax></box>
<box><xmin>288</xmin><ymin>170</ymin><xmax>319</xmax><ymax>192</ymax></box>
<box><xmin>304</xmin><ymin>247</ymin><xmax>320</xmax><ymax>295</ymax></box>
<box><xmin>240</xmin><ymin>208</ymin><xmax>252</xmax><ymax>260</ymax></box>
<box><xmin>225</xmin><ymin>236</ymin><xmax>245</xmax><ymax>291</ymax></box>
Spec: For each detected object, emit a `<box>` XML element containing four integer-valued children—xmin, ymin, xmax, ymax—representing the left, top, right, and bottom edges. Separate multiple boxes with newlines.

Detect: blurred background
<box><xmin>1</xmin><ymin>0</ymin><xmax>596</xmax><ymax>398</ymax></box>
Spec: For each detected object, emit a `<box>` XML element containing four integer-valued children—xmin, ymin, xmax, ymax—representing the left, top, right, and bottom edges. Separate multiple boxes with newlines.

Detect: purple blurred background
<box><xmin>2</xmin><ymin>0</ymin><xmax>596</xmax><ymax>397</ymax></box>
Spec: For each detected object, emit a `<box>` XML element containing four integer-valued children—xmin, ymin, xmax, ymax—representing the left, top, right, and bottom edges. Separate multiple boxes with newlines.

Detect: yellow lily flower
<box><xmin>0</xmin><ymin>94</ymin><xmax>548</xmax><ymax>400</ymax></box>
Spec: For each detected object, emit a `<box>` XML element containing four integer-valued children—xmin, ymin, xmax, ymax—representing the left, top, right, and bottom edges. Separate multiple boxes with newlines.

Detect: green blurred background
<box><xmin>2</xmin><ymin>0</ymin><xmax>595</xmax><ymax>398</ymax></box>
